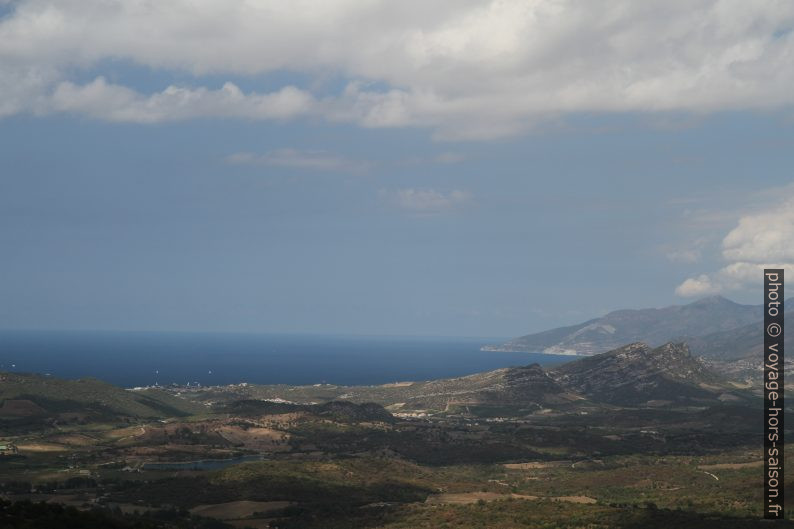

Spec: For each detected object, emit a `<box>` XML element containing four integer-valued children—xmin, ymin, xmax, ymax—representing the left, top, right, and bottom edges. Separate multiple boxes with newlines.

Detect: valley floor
<box><xmin>1</xmin><ymin>401</ymin><xmax>791</xmax><ymax>528</ymax></box>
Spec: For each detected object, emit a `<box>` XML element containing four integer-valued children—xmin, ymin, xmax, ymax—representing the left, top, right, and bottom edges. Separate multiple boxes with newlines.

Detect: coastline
<box><xmin>481</xmin><ymin>345</ymin><xmax>585</xmax><ymax>357</ymax></box>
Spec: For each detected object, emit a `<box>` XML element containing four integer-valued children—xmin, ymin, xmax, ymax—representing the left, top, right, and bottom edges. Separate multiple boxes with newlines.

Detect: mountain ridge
<box><xmin>549</xmin><ymin>341</ymin><xmax>728</xmax><ymax>406</ymax></box>
<box><xmin>485</xmin><ymin>295</ymin><xmax>763</xmax><ymax>357</ymax></box>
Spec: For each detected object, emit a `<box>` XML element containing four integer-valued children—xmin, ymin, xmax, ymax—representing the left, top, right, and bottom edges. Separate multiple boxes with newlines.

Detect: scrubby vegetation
<box><xmin>0</xmin><ymin>359</ymin><xmax>789</xmax><ymax>527</ymax></box>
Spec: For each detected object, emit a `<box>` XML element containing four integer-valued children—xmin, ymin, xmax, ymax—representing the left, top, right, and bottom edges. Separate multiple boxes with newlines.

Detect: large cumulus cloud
<box><xmin>1</xmin><ymin>0</ymin><xmax>794</xmax><ymax>138</ymax></box>
<box><xmin>676</xmin><ymin>195</ymin><xmax>794</xmax><ymax>297</ymax></box>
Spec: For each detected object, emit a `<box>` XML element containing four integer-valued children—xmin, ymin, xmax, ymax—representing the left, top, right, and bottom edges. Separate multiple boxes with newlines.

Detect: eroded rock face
<box><xmin>549</xmin><ymin>342</ymin><xmax>720</xmax><ymax>405</ymax></box>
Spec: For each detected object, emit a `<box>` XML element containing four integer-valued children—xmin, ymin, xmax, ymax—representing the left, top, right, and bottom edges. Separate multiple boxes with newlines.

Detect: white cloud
<box><xmin>675</xmin><ymin>274</ymin><xmax>720</xmax><ymax>297</ymax></box>
<box><xmin>383</xmin><ymin>188</ymin><xmax>472</xmax><ymax>214</ymax></box>
<box><xmin>226</xmin><ymin>148</ymin><xmax>370</xmax><ymax>173</ymax></box>
<box><xmin>664</xmin><ymin>237</ymin><xmax>709</xmax><ymax>264</ymax></box>
<box><xmin>399</xmin><ymin>151</ymin><xmax>466</xmax><ymax>166</ymax></box>
<box><xmin>666</xmin><ymin>248</ymin><xmax>702</xmax><ymax>264</ymax></box>
<box><xmin>49</xmin><ymin>78</ymin><xmax>314</xmax><ymax>122</ymax></box>
<box><xmin>2</xmin><ymin>1</ymin><xmax>794</xmax><ymax>137</ymax></box>
<box><xmin>676</xmin><ymin>194</ymin><xmax>794</xmax><ymax>296</ymax></box>
<box><xmin>722</xmin><ymin>205</ymin><xmax>794</xmax><ymax>263</ymax></box>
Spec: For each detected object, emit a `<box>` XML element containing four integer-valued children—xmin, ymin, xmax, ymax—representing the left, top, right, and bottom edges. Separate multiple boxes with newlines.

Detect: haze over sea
<box><xmin>0</xmin><ymin>331</ymin><xmax>574</xmax><ymax>388</ymax></box>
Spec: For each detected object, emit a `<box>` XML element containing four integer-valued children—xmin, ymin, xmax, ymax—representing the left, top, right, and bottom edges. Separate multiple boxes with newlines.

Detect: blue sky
<box><xmin>2</xmin><ymin>1</ymin><xmax>794</xmax><ymax>336</ymax></box>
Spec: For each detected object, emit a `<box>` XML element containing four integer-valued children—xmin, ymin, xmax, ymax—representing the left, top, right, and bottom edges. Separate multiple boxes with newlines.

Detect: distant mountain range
<box><xmin>484</xmin><ymin>295</ymin><xmax>779</xmax><ymax>360</ymax></box>
<box><xmin>685</xmin><ymin>311</ymin><xmax>792</xmax><ymax>360</ymax></box>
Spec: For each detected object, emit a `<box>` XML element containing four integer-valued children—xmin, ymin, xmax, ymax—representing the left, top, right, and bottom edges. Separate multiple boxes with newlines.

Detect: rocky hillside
<box><xmin>549</xmin><ymin>342</ymin><xmax>730</xmax><ymax>406</ymax></box>
<box><xmin>485</xmin><ymin>296</ymin><xmax>761</xmax><ymax>356</ymax></box>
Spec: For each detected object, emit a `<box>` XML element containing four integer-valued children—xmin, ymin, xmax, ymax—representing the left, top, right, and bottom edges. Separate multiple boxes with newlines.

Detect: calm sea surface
<box><xmin>0</xmin><ymin>331</ymin><xmax>575</xmax><ymax>387</ymax></box>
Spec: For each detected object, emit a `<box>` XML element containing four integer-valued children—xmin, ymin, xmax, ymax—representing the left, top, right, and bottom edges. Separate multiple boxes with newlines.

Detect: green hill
<box><xmin>0</xmin><ymin>372</ymin><xmax>202</xmax><ymax>420</ymax></box>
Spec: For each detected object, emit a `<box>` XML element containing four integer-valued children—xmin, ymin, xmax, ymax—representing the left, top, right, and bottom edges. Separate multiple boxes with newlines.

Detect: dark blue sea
<box><xmin>0</xmin><ymin>331</ymin><xmax>575</xmax><ymax>388</ymax></box>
